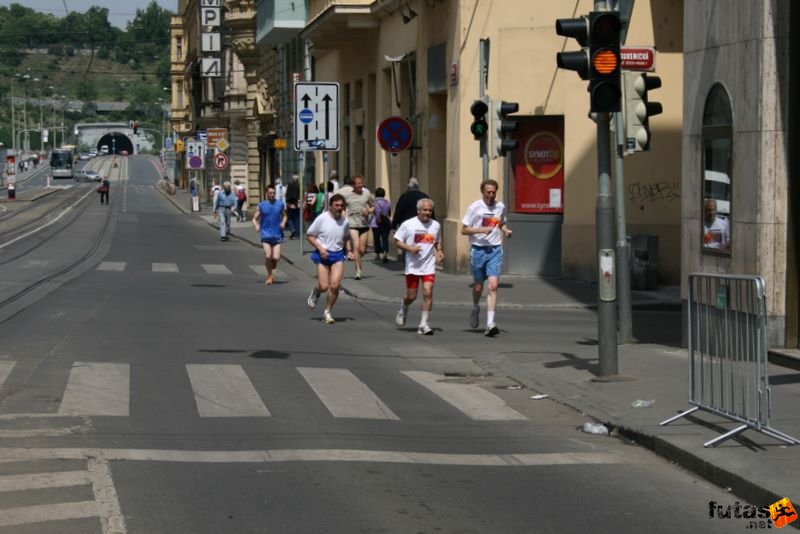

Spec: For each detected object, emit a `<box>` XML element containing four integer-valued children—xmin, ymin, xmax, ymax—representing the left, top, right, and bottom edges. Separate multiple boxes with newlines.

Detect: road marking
<box><xmin>401</xmin><ymin>371</ymin><xmax>527</xmax><ymax>421</ymax></box>
<box><xmin>298</xmin><ymin>367</ymin><xmax>399</xmax><ymax>420</ymax></box>
<box><xmin>0</xmin><ymin>361</ymin><xmax>13</xmax><ymax>389</ymax></box>
<box><xmin>186</xmin><ymin>364</ymin><xmax>271</xmax><ymax>417</ymax></box>
<box><xmin>97</xmin><ymin>261</ymin><xmax>127</xmax><ymax>271</ymax></box>
<box><xmin>19</xmin><ymin>259</ymin><xmax>51</xmax><ymax>269</ymax></box>
<box><xmin>0</xmin><ymin>427</ymin><xmax>82</xmax><ymax>438</ymax></box>
<box><xmin>201</xmin><ymin>264</ymin><xmax>232</xmax><ymax>275</ymax></box>
<box><xmin>58</xmin><ymin>363</ymin><xmax>130</xmax><ymax>416</ymax></box>
<box><xmin>0</xmin><ymin>501</ymin><xmax>101</xmax><ymax>529</ymax></box>
<box><xmin>249</xmin><ymin>265</ymin><xmax>267</xmax><ymax>276</ymax></box>
<box><xmin>0</xmin><ymin>470</ymin><xmax>92</xmax><ymax>492</ymax></box>
<box><xmin>0</xmin><ymin>447</ymin><xmax>632</xmax><ymax>467</ymax></box>
<box><xmin>152</xmin><ymin>262</ymin><xmax>179</xmax><ymax>273</ymax></box>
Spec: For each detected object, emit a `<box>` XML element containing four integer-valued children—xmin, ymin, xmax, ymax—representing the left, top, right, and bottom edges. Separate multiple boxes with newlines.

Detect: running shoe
<box><xmin>307</xmin><ymin>287</ymin><xmax>320</xmax><ymax>308</ymax></box>
<box><xmin>417</xmin><ymin>324</ymin><xmax>433</xmax><ymax>335</ymax></box>
<box><xmin>355</xmin><ymin>270</ymin><xmax>363</xmax><ymax>280</ymax></box>
<box><xmin>395</xmin><ymin>309</ymin><xmax>406</xmax><ymax>326</ymax></box>
<box><xmin>470</xmin><ymin>307</ymin><xmax>480</xmax><ymax>329</ymax></box>
<box><xmin>266</xmin><ymin>275</ymin><xmax>274</xmax><ymax>285</ymax></box>
<box><xmin>484</xmin><ymin>323</ymin><xmax>499</xmax><ymax>337</ymax></box>
<box><xmin>323</xmin><ymin>310</ymin><xmax>335</xmax><ymax>324</ymax></box>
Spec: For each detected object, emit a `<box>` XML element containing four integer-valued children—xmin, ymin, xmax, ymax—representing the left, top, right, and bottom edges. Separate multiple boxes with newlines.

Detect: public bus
<box><xmin>50</xmin><ymin>145</ymin><xmax>77</xmax><ymax>180</ymax></box>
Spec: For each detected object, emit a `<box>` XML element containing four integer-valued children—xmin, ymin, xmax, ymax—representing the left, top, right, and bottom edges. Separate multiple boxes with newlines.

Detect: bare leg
<box><xmin>325</xmin><ymin>261</ymin><xmax>345</xmax><ymax>311</ymax></box>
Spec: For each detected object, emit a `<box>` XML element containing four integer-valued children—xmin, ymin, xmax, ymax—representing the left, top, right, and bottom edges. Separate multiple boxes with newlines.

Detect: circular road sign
<box><xmin>213</xmin><ymin>152</ymin><xmax>229</xmax><ymax>171</ymax></box>
<box><xmin>377</xmin><ymin>116</ymin><xmax>413</xmax><ymax>153</ymax></box>
<box><xmin>189</xmin><ymin>155</ymin><xmax>204</xmax><ymax>170</ymax></box>
<box><xmin>299</xmin><ymin>108</ymin><xmax>314</xmax><ymax>124</ymax></box>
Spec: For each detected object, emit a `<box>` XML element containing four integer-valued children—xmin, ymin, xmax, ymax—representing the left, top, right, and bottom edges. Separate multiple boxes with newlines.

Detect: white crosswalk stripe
<box><xmin>299</xmin><ymin>367</ymin><xmax>399</xmax><ymax>420</ymax></box>
<box><xmin>97</xmin><ymin>261</ymin><xmax>127</xmax><ymax>271</ymax></box>
<box><xmin>249</xmin><ymin>264</ymin><xmax>267</xmax><ymax>276</ymax></box>
<box><xmin>201</xmin><ymin>263</ymin><xmax>233</xmax><ymax>275</ymax></box>
<box><xmin>187</xmin><ymin>364</ymin><xmax>271</xmax><ymax>417</ymax></box>
<box><xmin>152</xmin><ymin>262</ymin><xmax>179</xmax><ymax>272</ymax></box>
<box><xmin>0</xmin><ymin>362</ymin><xmax>529</xmax><ymax>423</ymax></box>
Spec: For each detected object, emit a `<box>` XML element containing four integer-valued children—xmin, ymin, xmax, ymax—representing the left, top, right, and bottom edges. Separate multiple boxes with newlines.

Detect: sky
<box><xmin>4</xmin><ymin>0</ymin><xmax>177</xmax><ymax>29</ymax></box>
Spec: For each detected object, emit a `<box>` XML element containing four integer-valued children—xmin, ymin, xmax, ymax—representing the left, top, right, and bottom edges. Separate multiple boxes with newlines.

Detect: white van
<box><xmin>100</xmin><ymin>145</ymin><xmax>110</xmax><ymax>155</ymax></box>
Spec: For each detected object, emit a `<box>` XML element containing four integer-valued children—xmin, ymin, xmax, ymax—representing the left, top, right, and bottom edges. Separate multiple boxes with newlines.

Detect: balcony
<box><xmin>302</xmin><ymin>1</ymin><xmax>379</xmax><ymax>51</ymax></box>
<box><xmin>256</xmin><ymin>0</ymin><xmax>308</xmax><ymax>46</ymax></box>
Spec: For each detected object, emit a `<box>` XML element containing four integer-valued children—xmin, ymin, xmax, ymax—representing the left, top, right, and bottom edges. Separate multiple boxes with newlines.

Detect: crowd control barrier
<box><xmin>661</xmin><ymin>273</ymin><xmax>799</xmax><ymax>447</ymax></box>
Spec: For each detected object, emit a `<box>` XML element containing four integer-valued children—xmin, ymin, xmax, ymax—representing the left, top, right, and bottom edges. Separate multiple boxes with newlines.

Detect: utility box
<box><xmin>630</xmin><ymin>234</ymin><xmax>658</xmax><ymax>290</ymax></box>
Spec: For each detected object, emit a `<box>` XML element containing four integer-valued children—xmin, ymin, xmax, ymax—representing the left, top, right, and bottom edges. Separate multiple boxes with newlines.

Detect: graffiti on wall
<box><xmin>628</xmin><ymin>181</ymin><xmax>681</xmax><ymax>203</ymax></box>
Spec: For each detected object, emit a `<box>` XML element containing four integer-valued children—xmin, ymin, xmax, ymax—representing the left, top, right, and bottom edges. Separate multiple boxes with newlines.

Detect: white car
<box><xmin>76</xmin><ymin>169</ymin><xmax>102</xmax><ymax>182</ymax></box>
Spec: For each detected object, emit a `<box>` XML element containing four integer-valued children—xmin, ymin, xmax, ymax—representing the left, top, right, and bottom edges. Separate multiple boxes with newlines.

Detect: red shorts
<box><xmin>405</xmin><ymin>274</ymin><xmax>436</xmax><ymax>289</ymax></box>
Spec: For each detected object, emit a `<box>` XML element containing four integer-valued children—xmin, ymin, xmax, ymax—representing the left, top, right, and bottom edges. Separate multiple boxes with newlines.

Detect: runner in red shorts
<box><xmin>393</xmin><ymin>198</ymin><xmax>443</xmax><ymax>335</ymax></box>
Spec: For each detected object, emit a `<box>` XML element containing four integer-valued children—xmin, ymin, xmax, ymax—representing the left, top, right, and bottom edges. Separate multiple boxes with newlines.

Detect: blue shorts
<box><xmin>261</xmin><ymin>236</ymin><xmax>283</xmax><ymax>246</ymax></box>
<box><xmin>470</xmin><ymin>245</ymin><xmax>503</xmax><ymax>282</ymax></box>
<box><xmin>311</xmin><ymin>249</ymin><xmax>346</xmax><ymax>266</ymax></box>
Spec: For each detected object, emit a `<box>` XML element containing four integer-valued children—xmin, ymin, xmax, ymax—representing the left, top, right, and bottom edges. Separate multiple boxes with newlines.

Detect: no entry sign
<box><xmin>377</xmin><ymin>116</ymin><xmax>414</xmax><ymax>153</ymax></box>
<box><xmin>213</xmin><ymin>152</ymin><xmax>229</xmax><ymax>170</ymax></box>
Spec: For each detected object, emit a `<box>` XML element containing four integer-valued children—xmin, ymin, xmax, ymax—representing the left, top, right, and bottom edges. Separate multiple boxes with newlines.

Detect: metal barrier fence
<box><xmin>660</xmin><ymin>273</ymin><xmax>799</xmax><ymax>447</ymax></box>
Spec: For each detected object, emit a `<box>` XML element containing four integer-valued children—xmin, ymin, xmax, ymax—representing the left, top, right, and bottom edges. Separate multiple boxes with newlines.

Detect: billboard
<box><xmin>510</xmin><ymin>116</ymin><xmax>564</xmax><ymax>214</ymax></box>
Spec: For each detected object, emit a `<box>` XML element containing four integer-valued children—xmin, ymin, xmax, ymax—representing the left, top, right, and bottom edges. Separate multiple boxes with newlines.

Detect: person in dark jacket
<box><xmin>392</xmin><ymin>177</ymin><xmax>431</xmax><ymax>230</ymax></box>
<box><xmin>285</xmin><ymin>174</ymin><xmax>300</xmax><ymax>238</ymax></box>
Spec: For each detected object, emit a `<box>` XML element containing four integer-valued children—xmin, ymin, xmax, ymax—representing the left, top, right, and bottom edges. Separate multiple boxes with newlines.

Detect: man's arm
<box><xmin>252</xmin><ymin>209</ymin><xmax>260</xmax><ymax>231</ymax></box>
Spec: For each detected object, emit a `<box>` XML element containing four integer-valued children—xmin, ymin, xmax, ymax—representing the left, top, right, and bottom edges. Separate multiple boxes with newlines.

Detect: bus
<box><xmin>50</xmin><ymin>146</ymin><xmax>76</xmax><ymax>180</ymax></box>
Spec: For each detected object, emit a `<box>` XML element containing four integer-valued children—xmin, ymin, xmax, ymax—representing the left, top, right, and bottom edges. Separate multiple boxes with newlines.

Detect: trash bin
<box><xmin>630</xmin><ymin>234</ymin><xmax>658</xmax><ymax>290</ymax></box>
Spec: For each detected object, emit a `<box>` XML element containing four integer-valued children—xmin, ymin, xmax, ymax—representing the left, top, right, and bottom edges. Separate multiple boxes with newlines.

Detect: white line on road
<box><xmin>58</xmin><ymin>362</ymin><xmax>130</xmax><ymax>416</ymax></box>
<box><xmin>152</xmin><ymin>262</ymin><xmax>179</xmax><ymax>272</ymax></box>
<box><xmin>402</xmin><ymin>371</ymin><xmax>527</xmax><ymax>421</ymax></box>
<box><xmin>187</xmin><ymin>364</ymin><xmax>271</xmax><ymax>417</ymax></box>
<box><xmin>88</xmin><ymin>456</ymin><xmax>127</xmax><ymax>534</ymax></box>
<box><xmin>299</xmin><ymin>367</ymin><xmax>399</xmax><ymax>420</ymax></box>
<box><xmin>249</xmin><ymin>265</ymin><xmax>267</xmax><ymax>276</ymax></box>
<box><xmin>0</xmin><ymin>361</ymin><xmax>14</xmax><ymax>389</ymax></box>
<box><xmin>97</xmin><ymin>261</ymin><xmax>127</xmax><ymax>271</ymax></box>
<box><xmin>0</xmin><ymin>470</ymin><xmax>92</xmax><ymax>492</ymax></box>
<box><xmin>201</xmin><ymin>263</ymin><xmax>232</xmax><ymax>275</ymax></box>
<box><xmin>0</xmin><ymin>501</ymin><xmax>101</xmax><ymax>529</ymax></box>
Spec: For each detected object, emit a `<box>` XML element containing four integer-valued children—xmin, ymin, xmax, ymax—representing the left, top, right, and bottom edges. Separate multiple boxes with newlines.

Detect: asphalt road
<box><xmin>0</xmin><ymin>156</ymin><xmax>742</xmax><ymax>533</ymax></box>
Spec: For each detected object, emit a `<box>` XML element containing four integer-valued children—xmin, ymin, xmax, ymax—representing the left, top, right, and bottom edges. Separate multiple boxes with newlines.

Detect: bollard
<box><xmin>7</xmin><ymin>185</ymin><xmax>15</xmax><ymax>200</ymax></box>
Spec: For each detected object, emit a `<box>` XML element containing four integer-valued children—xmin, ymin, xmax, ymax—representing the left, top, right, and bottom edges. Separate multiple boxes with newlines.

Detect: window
<box><xmin>701</xmin><ymin>84</ymin><xmax>733</xmax><ymax>254</ymax></box>
<box><xmin>176</xmin><ymin>37</ymin><xmax>183</xmax><ymax>61</ymax></box>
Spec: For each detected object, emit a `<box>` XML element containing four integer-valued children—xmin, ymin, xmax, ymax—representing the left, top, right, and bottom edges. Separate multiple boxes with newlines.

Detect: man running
<box><xmin>252</xmin><ymin>185</ymin><xmax>287</xmax><ymax>285</ymax></box>
<box><xmin>342</xmin><ymin>175</ymin><xmax>374</xmax><ymax>280</ymax></box>
<box><xmin>394</xmin><ymin>198</ymin><xmax>443</xmax><ymax>335</ymax></box>
<box><xmin>461</xmin><ymin>179</ymin><xmax>512</xmax><ymax>337</ymax></box>
<box><xmin>306</xmin><ymin>194</ymin><xmax>354</xmax><ymax>324</ymax></box>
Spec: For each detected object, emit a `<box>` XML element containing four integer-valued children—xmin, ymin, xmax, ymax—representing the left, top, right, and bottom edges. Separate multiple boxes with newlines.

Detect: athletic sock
<box><xmin>421</xmin><ymin>311</ymin><xmax>430</xmax><ymax>326</ymax></box>
<box><xmin>487</xmin><ymin>311</ymin><xmax>496</xmax><ymax>325</ymax></box>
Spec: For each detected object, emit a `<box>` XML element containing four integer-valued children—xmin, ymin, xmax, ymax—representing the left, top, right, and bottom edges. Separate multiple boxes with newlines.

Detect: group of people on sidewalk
<box><xmin>220</xmin><ymin>173</ymin><xmax>512</xmax><ymax>337</ymax></box>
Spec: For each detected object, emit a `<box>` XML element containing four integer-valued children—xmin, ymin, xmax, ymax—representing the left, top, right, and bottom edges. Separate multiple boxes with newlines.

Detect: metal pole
<box><xmin>596</xmin><ymin>113</ymin><xmax>619</xmax><ymax>377</ymax></box>
<box><xmin>614</xmin><ymin>112</ymin><xmax>633</xmax><ymax>343</ymax></box>
<box><xmin>10</xmin><ymin>80</ymin><xmax>15</xmax><ymax>155</ymax></box>
<box><xmin>479</xmin><ymin>38</ymin><xmax>489</xmax><ymax>182</ymax></box>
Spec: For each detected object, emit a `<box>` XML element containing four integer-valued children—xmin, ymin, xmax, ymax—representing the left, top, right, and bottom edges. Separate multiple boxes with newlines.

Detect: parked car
<box><xmin>76</xmin><ymin>169</ymin><xmax>101</xmax><ymax>182</ymax></box>
<box><xmin>89</xmin><ymin>149</ymin><xmax>98</xmax><ymax>158</ymax></box>
<box><xmin>79</xmin><ymin>152</ymin><xmax>91</xmax><ymax>160</ymax></box>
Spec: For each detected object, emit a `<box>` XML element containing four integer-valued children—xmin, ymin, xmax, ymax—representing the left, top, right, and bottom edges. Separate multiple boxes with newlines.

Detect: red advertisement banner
<box><xmin>511</xmin><ymin>116</ymin><xmax>564</xmax><ymax>214</ymax></box>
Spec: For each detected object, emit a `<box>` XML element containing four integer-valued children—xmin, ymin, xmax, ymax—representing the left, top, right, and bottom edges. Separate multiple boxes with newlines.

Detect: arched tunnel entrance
<box><xmin>96</xmin><ymin>132</ymin><xmax>134</xmax><ymax>155</ymax></box>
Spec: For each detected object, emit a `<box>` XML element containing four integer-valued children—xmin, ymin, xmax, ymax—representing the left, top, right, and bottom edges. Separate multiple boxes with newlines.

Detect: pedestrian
<box><xmin>98</xmin><ymin>177</ymin><xmax>110</xmax><ymax>205</ymax></box>
<box><xmin>328</xmin><ymin>169</ymin><xmax>340</xmax><ymax>193</ymax></box>
<box><xmin>370</xmin><ymin>187</ymin><xmax>392</xmax><ymax>263</ymax></box>
<box><xmin>342</xmin><ymin>175</ymin><xmax>374</xmax><ymax>280</ymax></box>
<box><xmin>275</xmin><ymin>178</ymin><xmax>287</xmax><ymax>203</ymax></box>
<box><xmin>304</xmin><ymin>184</ymin><xmax>319</xmax><ymax>223</ymax></box>
<box><xmin>285</xmin><ymin>174</ymin><xmax>300</xmax><ymax>238</ymax></box>
<box><xmin>392</xmin><ymin>177</ymin><xmax>432</xmax><ymax>230</ymax></box>
<box><xmin>394</xmin><ymin>198</ymin><xmax>443</xmax><ymax>335</ymax></box>
<box><xmin>252</xmin><ymin>184</ymin><xmax>287</xmax><ymax>285</ymax></box>
<box><xmin>306</xmin><ymin>193</ymin><xmax>354</xmax><ymax>324</ymax></box>
<box><xmin>210</xmin><ymin>182</ymin><xmax>222</xmax><ymax>209</ymax></box>
<box><xmin>234</xmin><ymin>180</ymin><xmax>247</xmax><ymax>222</ymax></box>
<box><xmin>461</xmin><ymin>179</ymin><xmax>512</xmax><ymax>337</ymax></box>
<box><xmin>214</xmin><ymin>181</ymin><xmax>237</xmax><ymax>241</ymax></box>
<box><xmin>315</xmin><ymin>183</ymin><xmax>326</xmax><ymax>217</ymax></box>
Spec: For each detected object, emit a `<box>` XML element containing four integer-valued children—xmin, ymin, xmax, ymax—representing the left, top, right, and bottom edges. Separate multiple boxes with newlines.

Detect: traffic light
<box><xmin>469</xmin><ymin>98</ymin><xmax>489</xmax><ymax>141</ymax></box>
<box><xmin>623</xmin><ymin>72</ymin><xmax>662</xmax><ymax>153</ymax></box>
<box><xmin>555</xmin><ymin>15</ymin><xmax>590</xmax><ymax>79</ymax></box>
<box><xmin>490</xmin><ymin>100</ymin><xmax>519</xmax><ymax>158</ymax></box>
<box><xmin>588</xmin><ymin>11</ymin><xmax>621</xmax><ymax>113</ymax></box>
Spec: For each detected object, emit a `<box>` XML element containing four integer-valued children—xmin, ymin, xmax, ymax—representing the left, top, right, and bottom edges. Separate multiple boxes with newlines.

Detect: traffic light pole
<box><xmin>614</xmin><ymin>111</ymin><xmax>633</xmax><ymax>343</ymax></box>
<box><xmin>479</xmin><ymin>38</ymin><xmax>489</xmax><ymax>182</ymax></box>
<box><xmin>595</xmin><ymin>112</ymin><xmax>619</xmax><ymax>377</ymax></box>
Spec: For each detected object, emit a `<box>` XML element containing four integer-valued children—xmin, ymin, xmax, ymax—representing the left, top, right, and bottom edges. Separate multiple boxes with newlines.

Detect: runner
<box><xmin>342</xmin><ymin>175</ymin><xmax>374</xmax><ymax>280</ymax></box>
<box><xmin>252</xmin><ymin>185</ymin><xmax>287</xmax><ymax>285</ymax></box>
<box><xmin>394</xmin><ymin>198</ymin><xmax>443</xmax><ymax>335</ymax></box>
<box><xmin>306</xmin><ymin>194</ymin><xmax>354</xmax><ymax>324</ymax></box>
<box><xmin>461</xmin><ymin>179</ymin><xmax>512</xmax><ymax>337</ymax></box>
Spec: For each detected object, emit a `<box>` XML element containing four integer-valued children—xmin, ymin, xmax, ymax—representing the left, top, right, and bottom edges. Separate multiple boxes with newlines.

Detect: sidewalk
<box><xmin>159</xmin><ymin>184</ymin><xmax>800</xmax><ymax>519</ymax></box>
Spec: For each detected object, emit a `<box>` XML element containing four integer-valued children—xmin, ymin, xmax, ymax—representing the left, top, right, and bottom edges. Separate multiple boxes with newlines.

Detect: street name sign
<box><xmin>621</xmin><ymin>47</ymin><xmax>656</xmax><ymax>72</ymax></box>
<box><xmin>294</xmin><ymin>81</ymin><xmax>340</xmax><ymax>151</ymax></box>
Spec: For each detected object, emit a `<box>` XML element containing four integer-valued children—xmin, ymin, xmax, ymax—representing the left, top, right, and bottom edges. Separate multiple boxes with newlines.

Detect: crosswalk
<box><xmin>97</xmin><ymin>261</ymin><xmax>270</xmax><ymax>276</ymax></box>
<box><xmin>0</xmin><ymin>362</ymin><xmax>526</xmax><ymax>422</ymax></box>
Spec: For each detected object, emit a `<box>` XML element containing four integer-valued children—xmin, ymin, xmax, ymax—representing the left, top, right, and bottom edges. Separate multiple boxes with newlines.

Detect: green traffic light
<box><xmin>470</xmin><ymin>119</ymin><xmax>488</xmax><ymax>139</ymax></box>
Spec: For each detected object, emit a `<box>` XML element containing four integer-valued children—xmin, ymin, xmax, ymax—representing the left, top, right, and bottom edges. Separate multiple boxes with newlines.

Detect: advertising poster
<box><xmin>510</xmin><ymin>116</ymin><xmax>564</xmax><ymax>214</ymax></box>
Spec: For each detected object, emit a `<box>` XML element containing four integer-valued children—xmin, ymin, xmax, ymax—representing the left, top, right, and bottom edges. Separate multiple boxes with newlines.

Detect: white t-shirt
<box><xmin>704</xmin><ymin>217</ymin><xmax>730</xmax><ymax>249</ymax></box>
<box><xmin>307</xmin><ymin>210</ymin><xmax>350</xmax><ymax>252</ymax></box>
<box><xmin>395</xmin><ymin>217</ymin><xmax>441</xmax><ymax>275</ymax></box>
<box><xmin>275</xmin><ymin>183</ymin><xmax>286</xmax><ymax>202</ymax></box>
<box><xmin>461</xmin><ymin>199</ymin><xmax>507</xmax><ymax>247</ymax></box>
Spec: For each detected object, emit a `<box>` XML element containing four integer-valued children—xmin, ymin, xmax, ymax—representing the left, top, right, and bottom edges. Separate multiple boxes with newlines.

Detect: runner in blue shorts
<box><xmin>252</xmin><ymin>185</ymin><xmax>287</xmax><ymax>285</ymax></box>
<box><xmin>306</xmin><ymin>194</ymin><xmax>353</xmax><ymax>324</ymax></box>
<box><xmin>461</xmin><ymin>179</ymin><xmax>512</xmax><ymax>337</ymax></box>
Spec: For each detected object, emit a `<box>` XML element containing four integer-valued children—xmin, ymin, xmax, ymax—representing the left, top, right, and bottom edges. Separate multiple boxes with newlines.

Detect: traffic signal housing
<box><xmin>623</xmin><ymin>72</ymin><xmax>662</xmax><ymax>153</ymax></box>
<box><xmin>470</xmin><ymin>98</ymin><xmax>489</xmax><ymax>141</ymax></box>
<box><xmin>588</xmin><ymin>11</ymin><xmax>621</xmax><ymax>113</ymax></box>
<box><xmin>555</xmin><ymin>15</ymin><xmax>590</xmax><ymax>80</ymax></box>
<box><xmin>490</xmin><ymin>100</ymin><xmax>519</xmax><ymax>158</ymax></box>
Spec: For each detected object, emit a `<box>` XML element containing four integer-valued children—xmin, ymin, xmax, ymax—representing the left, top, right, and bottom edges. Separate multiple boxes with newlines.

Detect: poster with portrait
<box><xmin>510</xmin><ymin>116</ymin><xmax>564</xmax><ymax>214</ymax></box>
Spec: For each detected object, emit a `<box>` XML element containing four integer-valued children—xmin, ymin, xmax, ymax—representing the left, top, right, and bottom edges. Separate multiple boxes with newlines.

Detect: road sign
<box><xmin>215</xmin><ymin>138</ymin><xmax>229</xmax><ymax>152</ymax></box>
<box><xmin>621</xmin><ymin>47</ymin><xmax>656</xmax><ymax>71</ymax></box>
<box><xmin>207</xmin><ymin>128</ymin><xmax>227</xmax><ymax>149</ymax></box>
<box><xmin>377</xmin><ymin>116</ymin><xmax>414</xmax><ymax>153</ymax></box>
<box><xmin>294</xmin><ymin>81</ymin><xmax>339</xmax><ymax>151</ymax></box>
<box><xmin>213</xmin><ymin>152</ymin><xmax>229</xmax><ymax>170</ymax></box>
<box><xmin>185</xmin><ymin>140</ymin><xmax>206</xmax><ymax>170</ymax></box>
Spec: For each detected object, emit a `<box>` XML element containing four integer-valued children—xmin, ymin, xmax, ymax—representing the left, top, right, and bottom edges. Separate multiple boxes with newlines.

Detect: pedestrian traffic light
<box><xmin>555</xmin><ymin>15</ymin><xmax>590</xmax><ymax>80</ymax></box>
<box><xmin>469</xmin><ymin>97</ymin><xmax>489</xmax><ymax>141</ymax></box>
<box><xmin>588</xmin><ymin>11</ymin><xmax>621</xmax><ymax>113</ymax></box>
<box><xmin>490</xmin><ymin>100</ymin><xmax>519</xmax><ymax>158</ymax></box>
<box><xmin>623</xmin><ymin>72</ymin><xmax>662</xmax><ymax>153</ymax></box>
